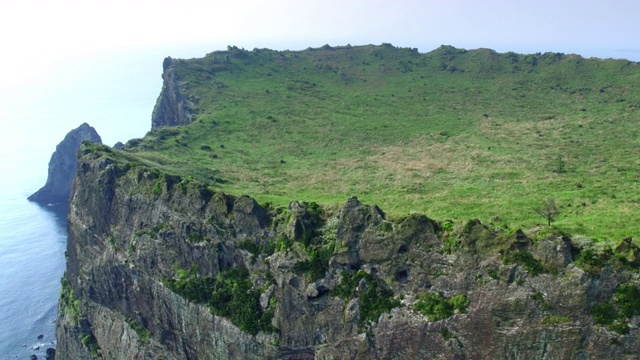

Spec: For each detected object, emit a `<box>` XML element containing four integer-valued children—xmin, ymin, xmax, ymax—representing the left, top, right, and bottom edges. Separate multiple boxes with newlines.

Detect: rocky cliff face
<box><xmin>150</xmin><ymin>57</ymin><xmax>194</xmax><ymax>129</ymax></box>
<box><xmin>28</xmin><ymin>123</ymin><xmax>102</xmax><ymax>206</ymax></box>
<box><xmin>56</xmin><ymin>144</ymin><xmax>640</xmax><ymax>359</ymax></box>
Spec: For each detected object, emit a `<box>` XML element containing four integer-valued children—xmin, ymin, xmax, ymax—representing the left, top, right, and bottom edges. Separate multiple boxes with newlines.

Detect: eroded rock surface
<box><xmin>56</xmin><ymin>146</ymin><xmax>640</xmax><ymax>359</ymax></box>
<box><xmin>150</xmin><ymin>57</ymin><xmax>194</xmax><ymax>128</ymax></box>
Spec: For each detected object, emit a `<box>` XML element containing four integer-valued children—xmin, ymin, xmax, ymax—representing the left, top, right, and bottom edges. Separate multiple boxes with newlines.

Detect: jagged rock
<box><xmin>231</xmin><ymin>195</ymin><xmax>268</xmax><ymax>234</ymax></box>
<box><xmin>615</xmin><ymin>238</ymin><xmax>640</xmax><ymax>267</ymax></box>
<box><xmin>28</xmin><ymin>123</ymin><xmax>102</xmax><ymax>206</ymax></box>
<box><xmin>151</xmin><ymin>57</ymin><xmax>194</xmax><ymax>128</ymax></box>
<box><xmin>509</xmin><ymin>229</ymin><xmax>532</xmax><ymax>251</ymax></box>
<box><xmin>330</xmin><ymin>197</ymin><xmax>385</xmax><ymax>269</ymax></box>
<box><xmin>532</xmin><ymin>235</ymin><xmax>573</xmax><ymax>270</ymax></box>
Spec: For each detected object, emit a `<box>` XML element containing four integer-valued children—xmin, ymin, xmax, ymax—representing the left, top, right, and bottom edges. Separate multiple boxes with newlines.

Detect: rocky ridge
<box><xmin>150</xmin><ymin>57</ymin><xmax>195</xmax><ymax>129</ymax></box>
<box><xmin>28</xmin><ymin>123</ymin><xmax>102</xmax><ymax>206</ymax></box>
<box><xmin>55</xmin><ymin>144</ymin><xmax>640</xmax><ymax>359</ymax></box>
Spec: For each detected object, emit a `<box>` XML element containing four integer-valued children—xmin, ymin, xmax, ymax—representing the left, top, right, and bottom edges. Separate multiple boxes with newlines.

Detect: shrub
<box><xmin>292</xmin><ymin>240</ymin><xmax>335</xmax><ymax>281</ymax></box>
<box><xmin>591</xmin><ymin>283</ymin><xmax>640</xmax><ymax>334</ymax></box>
<box><xmin>331</xmin><ymin>270</ymin><xmax>400</xmax><ymax>328</ymax></box>
<box><xmin>414</xmin><ymin>292</ymin><xmax>469</xmax><ymax>322</ymax></box>
<box><xmin>503</xmin><ymin>251</ymin><xmax>546</xmax><ymax>276</ymax></box>
<box><xmin>164</xmin><ymin>267</ymin><xmax>275</xmax><ymax>335</ymax></box>
<box><xmin>125</xmin><ymin>318</ymin><xmax>151</xmax><ymax>344</ymax></box>
<box><xmin>541</xmin><ymin>314</ymin><xmax>571</xmax><ymax>326</ymax></box>
<box><xmin>486</xmin><ymin>268</ymin><xmax>499</xmax><ymax>280</ymax></box>
<box><xmin>60</xmin><ymin>275</ymin><xmax>81</xmax><ymax>326</ymax></box>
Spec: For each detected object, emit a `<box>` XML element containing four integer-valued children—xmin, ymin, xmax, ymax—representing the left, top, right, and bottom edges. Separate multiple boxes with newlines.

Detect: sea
<box><xmin>0</xmin><ymin>42</ymin><xmax>213</xmax><ymax>359</ymax></box>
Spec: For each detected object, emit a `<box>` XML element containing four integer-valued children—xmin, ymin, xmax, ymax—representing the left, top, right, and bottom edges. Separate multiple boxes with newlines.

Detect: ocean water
<box><xmin>0</xmin><ymin>176</ymin><xmax>67</xmax><ymax>358</ymax></box>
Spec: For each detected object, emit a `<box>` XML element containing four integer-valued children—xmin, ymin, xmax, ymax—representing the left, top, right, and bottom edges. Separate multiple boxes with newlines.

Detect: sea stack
<box><xmin>28</xmin><ymin>123</ymin><xmax>102</xmax><ymax>206</ymax></box>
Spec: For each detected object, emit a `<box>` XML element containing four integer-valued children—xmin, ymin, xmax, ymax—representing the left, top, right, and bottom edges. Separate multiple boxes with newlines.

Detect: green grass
<box><xmin>123</xmin><ymin>44</ymin><xmax>640</xmax><ymax>242</ymax></box>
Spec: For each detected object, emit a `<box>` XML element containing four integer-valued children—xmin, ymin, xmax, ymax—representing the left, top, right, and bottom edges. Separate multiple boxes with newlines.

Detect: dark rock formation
<box><xmin>150</xmin><ymin>57</ymin><xmax>194</xmax><ymax>128</ymax></box>
<box><xmin>45</xmin><ymin>348</ymin><xmax>56</xmax><ymax>360</ymax></box>
<box><xmin>55</xmin><ymin>146</ymin><xmax>640</xmax><ymax>359</ymax></box>
<box><xmin>28</xmin><ymin>123</ymin><xmax>101</xmax><ymax>206</ymax></box>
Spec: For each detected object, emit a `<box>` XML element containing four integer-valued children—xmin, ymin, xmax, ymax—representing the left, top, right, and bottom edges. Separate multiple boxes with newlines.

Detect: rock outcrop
<box><xmin>150</xmin><ymin>57</ymin><xmax>194</xmax><ymax>128</ymax></box>
<box><xmin>28</xmin><ymin>123</ymin><xmax>102</xmax><ymax>206</ymax></box>
<box><xmin>56</xmin><ymin>145</ymin><xmax>640</xmax><ymax>359</ymax></box>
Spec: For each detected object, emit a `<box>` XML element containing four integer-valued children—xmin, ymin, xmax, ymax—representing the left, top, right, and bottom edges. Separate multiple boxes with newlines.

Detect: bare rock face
<box><xmin>56</xmin><ymin>147</ymin><xmax>640</xmax><ymax>359</ymax></box>
<box><xmin>28</xmin><ymin>123</ymin><xmax>102</xmax><ymax>206</ymax></box>
<box><xmin>150</xmin><ymin>57</ymin><xmax>194</xmax><ymax>128</ymax></box>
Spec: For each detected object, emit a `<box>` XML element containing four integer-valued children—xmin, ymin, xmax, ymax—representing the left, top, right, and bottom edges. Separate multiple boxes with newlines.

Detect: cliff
<box><xmin>150</xmin><ymin>57</ymin><xmax>195</xmax><ymax>128</ymax></box>
<box><xmin>28</xmin><ymin>123</ymin><xmax>102</xmax><ymax>206</ymax></box>
<box><xmin>56</xmin><ymin>144</ymin><xmax>640</xmax><ymax>359</ymax></box>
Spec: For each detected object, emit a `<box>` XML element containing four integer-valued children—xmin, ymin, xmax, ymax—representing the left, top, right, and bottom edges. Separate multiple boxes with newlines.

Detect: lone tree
<box><xmin>535</xmin><ymin>198</ymin><xmax>560</xmax><ymax>226</ymax></box>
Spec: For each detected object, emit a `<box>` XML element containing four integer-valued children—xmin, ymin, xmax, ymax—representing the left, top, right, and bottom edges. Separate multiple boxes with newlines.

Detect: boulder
<box><xmin>45</xmin><ymin>348</ymin><xmax>56</xmax><ymax>360</ymax></box>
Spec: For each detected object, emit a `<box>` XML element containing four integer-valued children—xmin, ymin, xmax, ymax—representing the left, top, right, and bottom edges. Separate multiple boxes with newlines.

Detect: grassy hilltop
<box><xmin>125</xmin><ymin>44</ymin><xmax>640</xmax><ymax>241</ymax></box>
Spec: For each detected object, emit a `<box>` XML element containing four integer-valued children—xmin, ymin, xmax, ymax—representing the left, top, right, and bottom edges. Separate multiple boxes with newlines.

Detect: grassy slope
<box><xmin>126</xmin><ymin>44</ymin><xmax>640</xmax><ymax>242</ymax></box>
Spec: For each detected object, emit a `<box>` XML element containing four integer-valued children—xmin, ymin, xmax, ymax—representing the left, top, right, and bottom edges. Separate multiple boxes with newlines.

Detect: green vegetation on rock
<box><xmin>591</xmin><ymin>283</ymin><xmax>640</xmax><ymax>334</ymax></box>
<box><xmin>414</xmin><ymin>292</ymin><xmax>470</xmax><ymax>322</ymax></box>
<box><xmin>125</xmin><ymin>317</ymin><xmax>151</xmax><ymax>344</ymax></box>
<box><xmin>80</xmin><ymin>331</ymin><xmax>102</xmax><ymax>358</ymax></box>
<box><xmin>60</xmin><ymin>275</ymin><xmax>81</xmax><ymax>326</ymax></box>
<box><xmin>503</xmin><ymin>250</ymin><xmax>547</xmax><ymax>276</ymax></box>
<box><xmin>332</xmin><ymin>270</ymin><xmax>401</xmax><ymax>328</ymax></box>
<box><xmin>163</xmin><ymin>265</ymin><xmax>275</xmax><ymax>335</ymax></box>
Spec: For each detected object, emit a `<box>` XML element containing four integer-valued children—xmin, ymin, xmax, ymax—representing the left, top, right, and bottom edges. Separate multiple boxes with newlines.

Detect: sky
<box><xmin>0</xmin><ymin>0</ymin><xmax>639</xmax><ymax>159</ymax></box>
<box><xmin>2</xmin><ymin>0</ymin><xmax>639</xmax><ymax>89</ymax></box>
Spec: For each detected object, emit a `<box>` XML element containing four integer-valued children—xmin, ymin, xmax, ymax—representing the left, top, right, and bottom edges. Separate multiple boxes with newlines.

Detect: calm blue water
<box><xmin>0</xmin><ymin>175</ymin><xmax>67</xmax><ymax>358</ymax></box>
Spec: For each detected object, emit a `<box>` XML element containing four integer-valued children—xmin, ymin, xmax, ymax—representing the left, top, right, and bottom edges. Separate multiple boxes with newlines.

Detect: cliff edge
<box><xmin>150</xmin><ymin>57</ymin><xmax>194</xmax><ymax>129</ymax></box>
<box><xmin>55</xmin><ymin>145</ymin><xmax>640</xmax><ymax>359</ymax></box>
<box><xmin>28</xmin><ymin>123</ymin><xmax>102</xmax><ymax>206</ymax></box>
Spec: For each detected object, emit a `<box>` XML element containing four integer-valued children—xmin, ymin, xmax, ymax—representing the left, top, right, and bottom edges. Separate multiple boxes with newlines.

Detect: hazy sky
<box><xmin>2</xmin><ymin>0</ymin><xmax>639</xmax><ymax>89</ymax></box>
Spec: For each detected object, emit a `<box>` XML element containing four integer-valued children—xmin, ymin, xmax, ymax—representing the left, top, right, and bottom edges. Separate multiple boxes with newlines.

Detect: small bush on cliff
<box><xmin>292</xmin><ymin>216</ymin><xmax>338</xmax><ymax>280</ymax></box>
<box><xmin>125</xmin><ymin>317</ymin><xmax>151</xmax><ymax>344</ymax></box>
<box><xmin>163</xmin><ymin>266</ymin><xmax>275</xmax><ymax>335</ymax></box>
<box><xmin>293</xmin><ymin>241</ymin><xmax>335</xmax><ymax>281</ymax></box>
<box><xmin>503</xmin><ymin>250</ymin><xmax>546</xmax><ymax>276</ymax></box>
<box><xmin>541</xmin><ymin>314</ymin><xmax>571</xmax><ymax>326</ymax></box>
<box><xmin>573</xmin><ymin>244</ymin><xmax>612</xmax><ymax>276</ymax></box>
<box><xmin>591</xmin><ymin>282</ymin><xmax>640</xmax><ymax>334</ymax></box>
<box><xmin>331</xmin><ymin>270</ymin><xmax>401</xmax><ymax>328</ymax></box>
<box><xmin>80</xmin><ymin>331</ymin><xmax>102</xmax><ymax>358</ymax></box>
<box><xmin>414</xmin><ymin>292</ymin><xmax>469</xmax><ymax>321</ymax></box>
<box><xmin>60</xmin><ymin>275</ymin><xmax>81</xmax><ymax>326</ymax></box>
